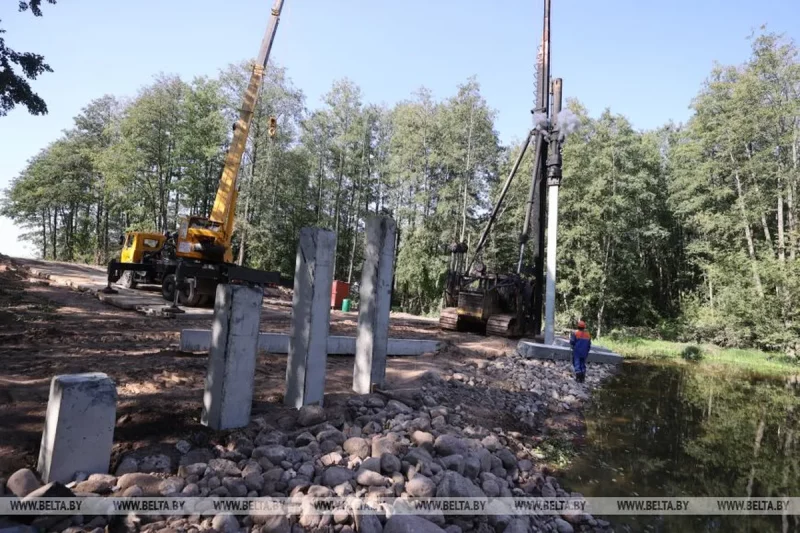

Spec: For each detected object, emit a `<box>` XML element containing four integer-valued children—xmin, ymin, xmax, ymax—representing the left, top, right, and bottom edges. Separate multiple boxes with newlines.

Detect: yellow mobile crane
<box><xmin>103</xmin><ymin>0</ymin><xmax>286</xmax><ymax>309</ymax></box>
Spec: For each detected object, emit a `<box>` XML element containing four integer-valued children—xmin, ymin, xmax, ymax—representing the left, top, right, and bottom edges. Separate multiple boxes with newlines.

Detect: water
<box><xmin>562</xmin><ymin>360</ymin><xmax>800</xmax><ymax>532</ymax></box>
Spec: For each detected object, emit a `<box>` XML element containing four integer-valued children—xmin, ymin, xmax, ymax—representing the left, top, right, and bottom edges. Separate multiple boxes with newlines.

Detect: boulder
<box><xmin>6</xmin><ymin>469</ymin><xmax>41</xmax><ymax>498</ymax></box>
<box><xmin>371</xmin><ymin>436</ymin><xmax>399</xmax><ymax>457</ymax></box>
<box><xmin>435</xmin><ymin>471</ymin><xmax>484</xmax><ymax>498</ymax></box>
<box><xmin>433</xmin><ymin>435</ymin><xmax>467</xmax><ymax>457</ymax></box>
<box><xmin>355</xmin><ymin>469</ymin><xmax>388</xmax><ymax>487</ymax></box>
<box><xmin>297</xmin><ymin>405</ymin><xmax>326</xmax><ymax>427</ymax></box>
<box><xmin>343</xmin><ymin>438</ymin><xmax>370</xmax><ymax>459</ymax></box>
<box><xmin>211</xmin><ymin>514</ymin><xmax>239</xmax><ymax>533</ymax></box>
<box><xmin>380</xmin><ymin>453</ymin><xmax>402</xmax><ymax>475</ymax></box>
<box><xmin>321</xmin><ymin>467</ymin><xmax>354</xmax><ymax>488</ymax></box>
<box><xmin>405</xmin><ymin>474</ymin><xmax>436</xmax><ymax>498</ymax></box>
<box><xmin>117</xmin><ymin>473</ymin><xmax>162</xmax><ymax>496</ymax></box>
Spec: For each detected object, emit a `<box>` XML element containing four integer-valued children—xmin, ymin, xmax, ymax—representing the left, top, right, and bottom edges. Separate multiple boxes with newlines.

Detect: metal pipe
<box><xmin>466</xmin><ymin>130</ymin><xmax>534</xmax><ymax>274</ymax></box>
<box><xmin>544</xmin><ymin>78</ymin><xmax>563</xmax><ymax>345</ymax></box>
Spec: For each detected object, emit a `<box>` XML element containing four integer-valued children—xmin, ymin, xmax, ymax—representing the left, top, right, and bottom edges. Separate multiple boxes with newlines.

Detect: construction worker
<box><xmin>569</xmin><ymin>320</ymin><xmax>592</xmax><ymax>383</ymax></box>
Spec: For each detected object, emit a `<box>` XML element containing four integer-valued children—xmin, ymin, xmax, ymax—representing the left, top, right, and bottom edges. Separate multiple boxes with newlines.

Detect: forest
<box><xmin>3</xmin><ymin>30</ymin><xmax>799</xmax><ymax>354</ymax></box>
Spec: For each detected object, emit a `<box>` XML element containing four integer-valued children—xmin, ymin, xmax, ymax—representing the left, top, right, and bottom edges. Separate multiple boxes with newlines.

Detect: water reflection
<box><xmin>563</xmin><ymin>361</ymin><xmax>800</xmax><ymax>532</ymax></box>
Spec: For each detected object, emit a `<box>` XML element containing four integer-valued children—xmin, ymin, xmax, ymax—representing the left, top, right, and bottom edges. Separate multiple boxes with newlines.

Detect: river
<box><xmin>562</xmin><ymin>360</ymin><xmax>800</xmax><ymax>532</ymax></box>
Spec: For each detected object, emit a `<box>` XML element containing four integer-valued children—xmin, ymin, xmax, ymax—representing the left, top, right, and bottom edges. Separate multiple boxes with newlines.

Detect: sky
<box><xmin>1</xmin><ymin>0</ymin><xmax>798</xmax><ymax>258</ymax></box>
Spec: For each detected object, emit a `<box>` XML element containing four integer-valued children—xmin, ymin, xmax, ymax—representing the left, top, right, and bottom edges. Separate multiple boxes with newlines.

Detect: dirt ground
<box><xmin>0</xmin><ymin>256</ymin><xmax>526</xmax><ymax>477</ymax></box>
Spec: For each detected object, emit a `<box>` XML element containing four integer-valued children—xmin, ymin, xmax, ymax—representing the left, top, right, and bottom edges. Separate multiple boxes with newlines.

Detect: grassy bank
<box><xmin>601</xmin><ymin>337</ymin><xmax>798</xmax><ymax>376</ymax></box>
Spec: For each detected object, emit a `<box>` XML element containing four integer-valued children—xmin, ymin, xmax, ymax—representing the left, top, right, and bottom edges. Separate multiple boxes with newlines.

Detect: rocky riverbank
<box><xmin>1</xmin><ymin>351</ymin><xmax>616</xmax><ymax>533</ymax></box>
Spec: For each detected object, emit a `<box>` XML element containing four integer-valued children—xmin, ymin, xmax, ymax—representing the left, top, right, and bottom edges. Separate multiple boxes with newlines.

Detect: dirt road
<box><xmin>0</xmin><ymin>256</ymin><xmax>519</xmax><ymax>476</ymax></box>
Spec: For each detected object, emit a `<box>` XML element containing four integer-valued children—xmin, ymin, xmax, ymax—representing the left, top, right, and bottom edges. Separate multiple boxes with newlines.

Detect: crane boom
<box><xmin>209</xmin><ymin>0</ymin><xmax>285</xmax><ymax>245</ymax></box>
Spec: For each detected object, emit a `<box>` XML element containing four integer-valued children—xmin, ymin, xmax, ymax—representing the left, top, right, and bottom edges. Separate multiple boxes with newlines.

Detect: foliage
<box><xmin>681</xmin><ymin>344</ymin><xmax>704</xmax><ymax>362</ymax></box>
<box><xmin>0</xmin><ymin>0</ymin><xmax>57</xmax><ymax>116</ymax></box>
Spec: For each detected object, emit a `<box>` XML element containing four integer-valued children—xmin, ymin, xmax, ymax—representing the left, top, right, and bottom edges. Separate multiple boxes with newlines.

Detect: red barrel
<box><xmin>331</xmin><ymin>280</ymin><xmax>350</xmax><ymax>309</ymax></box>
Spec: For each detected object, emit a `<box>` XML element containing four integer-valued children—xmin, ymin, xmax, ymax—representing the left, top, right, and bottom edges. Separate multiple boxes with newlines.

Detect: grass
<box><xmin>601</xmin><ymin>337</ymin><xmax>799</xmax><ymax>377</ymax></box>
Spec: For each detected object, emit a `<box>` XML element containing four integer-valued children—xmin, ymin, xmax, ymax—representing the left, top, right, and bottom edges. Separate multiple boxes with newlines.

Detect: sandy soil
<box><xmin>0</xmin><ymin>256</ymin><xmax>527</xmax><ymax>477</ymax></box>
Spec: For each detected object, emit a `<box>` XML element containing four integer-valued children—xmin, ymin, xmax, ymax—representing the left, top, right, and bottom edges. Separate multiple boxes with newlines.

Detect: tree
<box><xmin>0</xmin><ymin>0</ymin><xmax>57</xmax><ymax>116</ymax></box>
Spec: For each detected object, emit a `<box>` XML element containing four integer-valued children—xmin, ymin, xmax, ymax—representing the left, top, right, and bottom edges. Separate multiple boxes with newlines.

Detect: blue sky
<box><xmin>2</xmin><ymin>0</ymin><xmax>798</xmax><ymax>258</ymax></box>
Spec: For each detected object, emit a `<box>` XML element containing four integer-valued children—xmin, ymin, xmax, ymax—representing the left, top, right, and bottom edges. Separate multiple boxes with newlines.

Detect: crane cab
<box><xmin>119</xmin><ymin>231</ymin><xmax>167</xmax><ymax>264</ymax></box>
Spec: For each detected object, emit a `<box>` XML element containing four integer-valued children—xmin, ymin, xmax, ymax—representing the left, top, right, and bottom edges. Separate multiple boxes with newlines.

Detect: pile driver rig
<box><xmin>439</xmin><ymin>0</ymin><xmax>567</xmax><ymax>338</ymax></box>
<box><xmin>103</xmin><ymin>0</ymin><xmax>287</xmax><ymax>310</ymax></box>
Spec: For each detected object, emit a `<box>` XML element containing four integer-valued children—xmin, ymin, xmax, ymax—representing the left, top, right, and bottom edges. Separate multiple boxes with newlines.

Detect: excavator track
<box><xmin>486</xmin><ymin>314</ymin><xmax>520</xmax><ymax>338</ymax></box>
<box><xmin>438</xmin><ymin>307</ymin><xmax>461</xmax><ymax>331</ymax></box>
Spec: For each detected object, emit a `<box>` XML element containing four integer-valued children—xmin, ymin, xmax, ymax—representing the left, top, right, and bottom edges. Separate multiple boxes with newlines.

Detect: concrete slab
<box><xmin>201</xmin><ymin>284</ymin><xmax>263</xmax><ymax>430</ymax></box>
<box><xmin>37</xmin><ymin>373</ymin><xmax>117</xmax><ymax>483</ymax></box>
<box><xmin>517</xmin><ymin>337</ymin><xmax>623</xmax><ymax>364</ymax></box>
<box><xmin>286</xmin><ymin>228</ymin><xmax>337</xmax><ymax>408</ymax></box>
<box><xmin>180</xmin><ymin>329</ymin><xmax>440</xmax><ymax>355</ymax></box>
<box><xmin>354</xmin><ymin>216</ymin><xmax>396</xmax><ymax>394</ymax></box>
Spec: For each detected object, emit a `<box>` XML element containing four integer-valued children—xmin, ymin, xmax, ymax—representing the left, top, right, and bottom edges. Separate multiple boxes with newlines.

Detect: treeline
<box><xmin>3</xmin><ymin>31</ymin><xmax>799</xmax><ymax>353</ymax></box>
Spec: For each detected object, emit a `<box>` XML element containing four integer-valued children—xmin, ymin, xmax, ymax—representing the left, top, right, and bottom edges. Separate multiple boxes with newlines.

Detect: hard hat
<box><xmin>577</xmin><ymin>320</ymin><xmax>586</xmax><ymax>329</ymax></box>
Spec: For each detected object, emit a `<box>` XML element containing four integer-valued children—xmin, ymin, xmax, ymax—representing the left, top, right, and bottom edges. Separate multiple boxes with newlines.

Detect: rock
<box><xmin>252</xmin><ymin>445</ymin><xmax>288</xmax><ymax>465</ymax></box>
<box><xmin>380</xmin><ymin>453</ymin><xmax>401</xmax><ymax>474</ymax></box>
<box><xmin>435</xmin><ymin>471</ymin><xmax>484</xmax><ymax>498</ymax></box>
<box><xmin>355</xmin><ymin>469</ymin><xmax>388</xmax><ymax>487</ymax></box>
<box><xmin>320</xmin><ymin>452</ymin><xmax>343</xmax><ymax>467</ymax></box>
<box><xmin>384</xmin><ymin>515</ymin><xmax>445</xmax><ymax>533</ymax></box>
<box><xmin>372</xmin><ymin>436</ymin><xmax>399</xmax><ymax>457</ymax></box>
<box><xmin>178</xmin><ymin>463</ymin><xmax>207</xmax><ymax>478</ymax></box>
<box><xmin>317</xmin><ymin>429</ymin><xmax>346</xmax><ymax>445</ymax></box>
<box><xmin>541</xmin><ymin>483</ymin><xmax>556</xmax><ymax>498</ymax></box>
<box><xmin>295</xmin><ymin>432</ymin><xmax>316</xmax><ymax>447</ymax></box>
<box><xmin>354</xmin><ymin>511</ymin><xmax>382</xmax><ymax>533</ymax></box>
<box><xmin>366</xmin><ymin>396</ymin><xmax>385</xmax><ymax>408</ymax></box>
<box><xmin>242</xmin><ymin>461</ymin><xmax>263</xmax><ymax>478</ymax></box>
<box><xmin>115</xmin><ymin>456</ymin><xmax>139</xmax><ymax>475</ymax></box>
<box><xmin>7</xmin><ymin>469</ymin><xmax>41</xmax><ymax>498</ymax></box>
<box><xmin>503</xmin><ymin>518</ymin><xmax>529</xmax><ymax>533</ymax></box>
<box><xmin>181</xmin><ymin>483</ymin><xmax>200</xmax><ymax>496</ymax></box>
<box><xmin>495</xmin><ymin>449</ymin><xmax>517</xmax><ymax>470</ymax></box>
<box><xmin>74</xmin><ymin>478</ymin><xmax>113</xmax><ymax>495</ymax></box>
<box><xmin>321</xmin><ymin>467</ymin><xmax>354</xmax><ymax>487</ymax></box>
<box><xmin>517</xmin><ymin>459</ymin><xmax>533</xmax><ymax>472</ymax></box>
<box><xmin>211</xmin><ymin>514</ymin><xmax>239</xmax><ymax>533</ymax></box>
<box><xmin>257</xmin><ymin>515</ymin><xmax>291</xmax><ymax>533</ymax></box>
<box><xmin>444</xmin><ymin>525</ymin><xmax>463</xmax><ymax>533</ymax></box>
<box><xmin>139</xmin><ymin>454</ymin><xmax>172</xmax><ymax>473</ymax></box>
<box><xmin>361</xmin><ymin>457</ymin><xmax>382</xmax><ymax>472</ymax></box>
<box><xmin>463</xmin><ymin>456</ymin><xmax>481</xmax><ymax>479</ymax></box>
<box><xmin>553</xmin><ymin>518</ymin><xmax>574</xmax><ymax>533</ymax></box>
<box><xmin>433</xmin><ymin>435</ymin><xmax>467</xmax><ymax>457</ymax></box>
<box><xmin>481</xmin><ymin>479</ymin><xmax>500</xmax><ymax>498</ymax></box>
<box><xmin>404</xmin><ymin>447</ymin><xmax>433</xmax><ymax>467</ymax></box>
<box><xmin>22</xmin><ymin>482</ymin><xmax>74</xmax><ymax>500</ymax></box>
<box><xmin>343</xmin><ymin>438</ymin><xmax>370</xmax><ymax>459</ymax></box>
<box><xmin>180</xmin><ymin>448</ymin><xmax>215</xmax><ymax>466</ymax></box>
<box><xmin>175</xmin><ymin>440</ymin><xmax>192</xmax><ymax>454</ymax></box>
<box><xmin>122</xmin><ymin>485</ymin><xmax>143</xmax><ymax>497</ymax></box>
<box><xmin>209</xmin><ymin>458</ymin><xmax>242</xmax><ymax>477</ymax></box>
<box><xmin>429</xmin><ymin>406</ymin><xmax>448</xmax><ymax>418</ymax></box>
<box><xmin>431</xmin><ymin>416</ymin><xmax>446</xmax><ymax>430</ymax></box>
<box><xmin>118</xmin><ymin>473</ymin><xmax>162</xmax><ymax>496</ymax></box>
<box><xmin>411</xmin><ymin>431</ymin><xmax>435</xmax><ymax>450</ymax></box>
<box><xmin>406</xmin><ymin>475</ymin><xmax>436</xmax><ymax>498</ymax></box>
<box><xmin>481</xmin><ymin>435</ymin><xmax>500</xmax><ymax>451</ymax></box>
<box><xmin>159</xmin><ymin>477</ymin><xmax>185</xmax><ymax>495</ymax></box>
<box><xmin>221</xmin><ymin>477</ymin><xmax>247</xmax><ymax>497</ymax></box>
<box><xmin>439</xmin><ymin>454</ymin><xmax>464</xmax><ymax>474</ymax></box>
<box><xmin>386</xmin><ymin>400</ymin><xmax>413</xmax><ymax>414</ymax></box>
<box><xmin>298</xmin><ymin>405</ymin><xmax>326</xmax><ymax>427</ymax></box>
<box><xmin>255</xmin><ymin>430</ymin><xmax>288</xmax><ymax>447</ymax></box>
